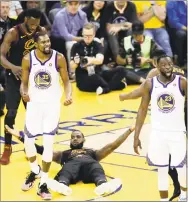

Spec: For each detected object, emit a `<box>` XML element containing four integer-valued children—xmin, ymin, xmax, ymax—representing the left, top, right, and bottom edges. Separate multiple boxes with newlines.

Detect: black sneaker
<box><xmin>169</xmin><ymin>183</ymin><xmax>181</xmax><ymax>201</ymax></box>
<box><xmin>37</xmin><ymin>183</ymin><xmax>52</xmax><ymax>200</ymax></box>
<box><xmin>21</xmin><ymin>167</ymin><xmax>41</xmax><ymax>191</ymax></box>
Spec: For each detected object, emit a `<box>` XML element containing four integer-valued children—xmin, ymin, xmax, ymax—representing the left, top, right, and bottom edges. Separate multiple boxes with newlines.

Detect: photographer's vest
<box><xmin>123</xmin><ymin>35</ymin><xmax>152</xmax><ymax>69</ymax></box>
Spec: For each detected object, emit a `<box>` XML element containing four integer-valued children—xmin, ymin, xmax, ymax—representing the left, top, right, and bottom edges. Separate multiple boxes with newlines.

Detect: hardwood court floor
<box><xmin>0</xmin><ymin>83</ymin><xmax>174</xmax><ymax>201</ymax></box>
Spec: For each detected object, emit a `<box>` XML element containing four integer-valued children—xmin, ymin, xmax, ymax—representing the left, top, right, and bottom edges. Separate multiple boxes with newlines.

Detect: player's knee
<box><xmin>24</xmin><ymin>136</ymin><xmax>37</xmax><ymax>157</ymax></box>
<box><xmin>42</xmin><ymin>148</ymin><xmax>53</xmax><ymax>162</ymax></box>
<box><xmin>42</xmin><ymin>143</ymin><xmax>53</xmax><ymax>162</ymax></box>
<box><xmin>42</xmin><ymin>140</ymin><xmax>53</xmax><ymax>162</ymax></box>
<box><xmin>42</xmin><ymin>135</ymin><xmax>54</xmax><ymax>162</ymax></box>
<box><xmin>158</xmin><ymin>167</ymin><xmax>169</xmax><ymax>191</ymax></box>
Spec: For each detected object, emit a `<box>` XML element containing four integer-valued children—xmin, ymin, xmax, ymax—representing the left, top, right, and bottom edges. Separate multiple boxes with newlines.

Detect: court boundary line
<box><xmin>101</xmin><ymin>162</ymin><xmax>157</xmax><ymax>172</ymax></box>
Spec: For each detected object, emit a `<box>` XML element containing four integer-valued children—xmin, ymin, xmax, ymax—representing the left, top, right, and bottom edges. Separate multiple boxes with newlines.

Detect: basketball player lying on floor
<box><xmin>5</xmin><ymin>125</ymin><xmax>135</xmax><ymax>196</ymax></box>
<box><xmin>119</xmin><ymin>54</ymin><xmax>187</xmax><ymax>201</ymax></box>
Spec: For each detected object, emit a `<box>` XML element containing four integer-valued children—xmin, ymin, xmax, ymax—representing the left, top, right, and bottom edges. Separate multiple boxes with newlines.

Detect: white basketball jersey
<box><xmin>28</xmin><ymin>49</ymin><xmax>62</xmax><ymax>103</ymax></box>
<box><xmin>150</xmin><ymin>75</ymin><xmax>186</xmax><ymax>132</ymax></box>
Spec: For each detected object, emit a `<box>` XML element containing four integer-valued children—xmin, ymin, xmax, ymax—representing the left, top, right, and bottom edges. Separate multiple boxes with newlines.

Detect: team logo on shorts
<box><xmin>157</xmin><ymin>93</ymin><xmax>175</xmax><ymax>113</ymax></box>
<box><xmin>34</xmin><ymin>71</ymin><xmax>51</xmax><ymax>89</ymax></box>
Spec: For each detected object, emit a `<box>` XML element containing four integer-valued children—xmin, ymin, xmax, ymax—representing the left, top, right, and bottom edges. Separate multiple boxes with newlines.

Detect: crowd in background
<box><xmin>0</xmin><ymin>1</ymin><xmax>187</xmax><ymax>92</ymax></box>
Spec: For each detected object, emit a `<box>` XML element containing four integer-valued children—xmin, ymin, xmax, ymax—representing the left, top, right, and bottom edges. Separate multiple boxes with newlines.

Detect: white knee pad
<box><xmin>177</xmin><ymin>165</ymin><xmax>187</xmax><ymax>188</ymax></box>
<box><xmin>24</xmin><ymin>135</ymin><xmax>37</xmax><ymax>158</ymax></box>
<box><xmin>158</xmin><ymin>167</ymin><xmax>169</xmax><ymax>191</ymax></box>
<box><xmin>42</xmin><ymin>135</ymin><xmax>54</xmax><ymax>162</ymax></box>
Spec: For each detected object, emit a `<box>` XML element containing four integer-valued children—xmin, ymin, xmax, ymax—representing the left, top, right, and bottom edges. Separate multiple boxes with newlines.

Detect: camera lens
<box><xmin>81</xmin><ymin>58</ymin><xmax>88</xmax><ymax>66</ymax></box>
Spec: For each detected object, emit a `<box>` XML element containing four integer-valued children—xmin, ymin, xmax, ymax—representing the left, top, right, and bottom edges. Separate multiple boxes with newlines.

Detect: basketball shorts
<box><xmin>24</xmin><ymin>101</ymin><xmax>61</xmax><ymax>138</ymax></box>
<box><xmin>147</xmin><ymin>130</ymin><xmax>187</xmax><ymax>168</ymax></box>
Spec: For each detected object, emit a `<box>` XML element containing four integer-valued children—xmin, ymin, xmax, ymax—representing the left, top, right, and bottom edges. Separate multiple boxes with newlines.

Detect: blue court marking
<box><xmin>0</xmin><ymin>124</ymin><xmax>150</xmax><ymax>160</ymax></box>
<box><xmin>54</xmin><ymin>123</ymin><xmax>150</xmax><ymax>145</ymax></box>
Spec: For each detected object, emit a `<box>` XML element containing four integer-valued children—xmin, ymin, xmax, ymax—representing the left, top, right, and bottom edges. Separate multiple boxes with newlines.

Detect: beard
<box><xmin>25</xmin><ymin>23</ymin><xmax>36</xmax><ymax>34</ymax></box>
<box><xmin>25</xmin><ymin>23</ymin><xmax>31</xmax><ymax>33</ymax></box>
<box><xmin>43</xmin><ymin>50</ymin><xmax>51</xmax><ymax>55</ymax></box>
<box><xmin>161</xmin><ymin>70</ymin><xmax>173</xmax><ymax>79</ymax></box>
<box><xmin>42</xmin><ymin>48</ymin><xmax>51</xmax><ymax>55</ymax></box>
<box><xmin>70</xmin><ymin>142</ymin><xmax>84</xmax><ymax>150</ymax></box>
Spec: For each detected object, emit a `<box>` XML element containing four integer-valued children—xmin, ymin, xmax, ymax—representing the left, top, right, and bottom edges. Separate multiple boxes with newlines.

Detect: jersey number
<box><xmin>165</xmin><ymin>96</ymin><xmax>172</xmax><ymax>102</ymax></box>
<box><xmin>42</xmin><ymin>75</ymin><xmax>49</xmax><ymax>80</ymax></box>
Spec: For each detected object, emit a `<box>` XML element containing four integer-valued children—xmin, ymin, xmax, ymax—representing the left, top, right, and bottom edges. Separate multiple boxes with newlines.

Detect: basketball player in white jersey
<box><xmin>119</xmin><ymin>54</ymin><xmax>186</xmax><ymax>201</ymax></box>
<box><xmin>20</xmin><ymin>31</ymin><xmax>72</xmax><ymax>200</ymax></box>
<box><xmin>133</xmin><ymin>55</ymin><xmax>187</xmax><ymax>201</ymax></box>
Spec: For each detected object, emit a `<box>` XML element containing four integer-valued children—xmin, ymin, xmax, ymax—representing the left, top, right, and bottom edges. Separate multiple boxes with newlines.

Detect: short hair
<box><xmin>71</xmin><ymin>130</ymin><xmax>84</xmax><ymax>138</ymax></box>
<box><xmin>151</xmin><ymin>49</ymin><xmax>166</xmax><ymax>58</ymax></box>
<box><xmin>83</xmin><ymin>23</ymin><xmax>96</xmax><ymax>33</ymax></box>
<box><xmin>132</xmin><ymin>20</ymin><xmax>144</xmax><ymax>35</ymax></box>
<box><xmin>66</xmin><ymin>1</ymin><xmax>79</xmax><ymax>4</ymax></box>
<box><xmin>34</xmin><ymin>31</ymin><xmax>48</xmax><ymax>42</ymax></box>
<box><xmin>25</xmin><ymin>8</ymin><xmax>42</xmax><ymax>19</ymax></box>
<box><xmin>0</xmin><ymin>1</ymin><xmax>10</xmax><ymax>4</ymax></box>
<box><xmin>157</xmin><ymin>55</ymin><xmax>172</xmax><ymax>64</ymax></box>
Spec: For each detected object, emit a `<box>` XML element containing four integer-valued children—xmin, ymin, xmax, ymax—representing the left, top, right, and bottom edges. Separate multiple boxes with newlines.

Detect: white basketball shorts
<box><xmin>24</xmin><ymin>101</ymin><xmax>61</xmax><ymax>138</ymax></box>
<box><xmin>147</xmin><ymin>130</ymin><xmax>186</xmax><ymax>168</ymax></box>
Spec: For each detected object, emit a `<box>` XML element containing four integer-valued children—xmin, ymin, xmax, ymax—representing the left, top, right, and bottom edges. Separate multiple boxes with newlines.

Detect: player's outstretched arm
<box><xmin>119</xmin><ymin>83</ymin><xmax>144</xmax><ymax>101</ymax></box>
<box><xmin>58</xmin><ymin>53</ymin><xmax>72</xmax><ymax>106</ymax></box>
<box><xmin>134</xmin><ymin>79</ymin><xmax>151</xmax><ymax>155</ymax></box>
<box><xmin>5</xmin><ymin>125</ymin><xmax>63</xmax><ymax>164</ymax></box>
<box><xmin>95</xmin><ymin>126</ymin><xmax>135</xmax><ymax>161</ymax></box>
<box><xmin>119</xmin><ymin>67</ymin><xmax>160</xmax><ymax>102</ymax></box>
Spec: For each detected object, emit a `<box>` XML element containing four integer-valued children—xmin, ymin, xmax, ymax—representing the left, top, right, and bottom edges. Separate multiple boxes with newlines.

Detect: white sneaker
<box><xmin>47</xmin><ymin>179</ymin><xmax>72</xmax><ymax>196</ymax></box>
<box><xmin>96</xmin><ymin>86</ymin><xmax>103</xmax><ymax>95</ymax></box>
<box><xmin>178</xmin><ymin>195</ymin><xmax>187</xmax><ymax>201</ymax></box>
<box><xmin>94</xmin><ymin>178</ymin><xmax>122</xmax><ymax>196</ymax></box>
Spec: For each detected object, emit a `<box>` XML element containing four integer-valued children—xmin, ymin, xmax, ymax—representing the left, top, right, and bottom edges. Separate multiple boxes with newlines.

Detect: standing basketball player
<box><xmin>133</xmin><ymin>55</ymin><xmax>187</xmax><ymax>201</ymax></box>
<box><xmin>119</xmin><ymin>55</ymin><xmax>186</xmax><ymax>201</ymax></box>
<box><xmin>20</xmin><ymin>31</ymin><xmax>72</xmax><ymax>200</ymax></box>
<box><xmin>0</xmin><ymin>8</ymin><xmax>45</xmax><ymax>165</ymax></box>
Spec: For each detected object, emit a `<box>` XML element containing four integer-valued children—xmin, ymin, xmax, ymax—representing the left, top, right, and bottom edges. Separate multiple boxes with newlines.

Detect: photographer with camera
<box><xmin>117</xmin><ymin>20</ymin><xmax>160</xmax><ymax>85</ymax></box>
<box><xmin>70</xmin><ymin>23</ymin><xmax>126</xmax><ymax>95</ymax></box>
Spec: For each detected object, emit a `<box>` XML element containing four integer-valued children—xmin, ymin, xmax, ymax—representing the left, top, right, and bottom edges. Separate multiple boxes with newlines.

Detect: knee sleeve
<box><xmin>42</xmin><ymin>135</ymin><xmax>54</xmax><ymax>162</ymax></box>
<box><xmin>24</xmin><ymin>136</ymin><xmax>37</xmax><ymax>158</ymax></box>
<box><xmin>177</xmin><ymin>165</ymin><xmax>187</xmax><ymax>188</ymax></box>
<box><xmin>158</xmin><ymin>167</ymin><xmax>169</xmax><ymax>191</ymax></box>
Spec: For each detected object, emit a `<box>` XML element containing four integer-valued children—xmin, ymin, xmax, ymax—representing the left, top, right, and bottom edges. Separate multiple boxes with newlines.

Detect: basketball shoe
<box><xmin>22</xmin><ymin>166</ymin><xmax>41</xmax><ymax>191</ymax></box>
